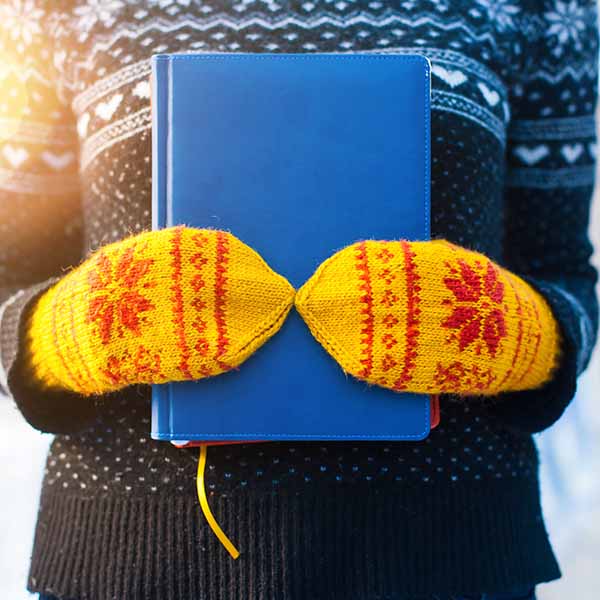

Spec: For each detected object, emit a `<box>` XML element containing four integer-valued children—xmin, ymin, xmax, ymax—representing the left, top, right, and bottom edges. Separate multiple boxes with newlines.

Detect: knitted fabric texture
<box><xmin>27</xmin><ymin>226</ymin><xmax>295</xmax><ymax>395</ymax></box>
<box><xmin>28</xmin><ymin>227</ymin><xmax>560</xmax><ymax>397</ymax></box>
<box><xmin>296</xmin><ymin>239</ymin><xmax>561</xmax><ymax>396</ymax></box>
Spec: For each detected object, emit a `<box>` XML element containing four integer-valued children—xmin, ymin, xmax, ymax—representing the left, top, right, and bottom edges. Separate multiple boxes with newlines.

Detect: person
<box><xmin>0</xmin><ymin>1</ymin><xmax>597</xmax><ymax>599</ymax></box>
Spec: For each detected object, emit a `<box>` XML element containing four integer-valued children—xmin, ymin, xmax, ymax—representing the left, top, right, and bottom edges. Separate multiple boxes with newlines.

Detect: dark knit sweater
<box><xmin>0</xmin><ymin>1</ymin><xmax>598</xmax><ymax>599</ymax></box>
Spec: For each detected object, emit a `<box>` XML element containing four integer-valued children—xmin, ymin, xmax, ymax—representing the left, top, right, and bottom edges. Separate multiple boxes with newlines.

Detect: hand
<box><xmin>26</xmin><ymin>226</ymin><xmax>295</xmax><ymax>395</ymax></box>
<box><xmin>295</xmin><ymin>239</ymin><xmax>561</xmax><ymax>396</ymax></box>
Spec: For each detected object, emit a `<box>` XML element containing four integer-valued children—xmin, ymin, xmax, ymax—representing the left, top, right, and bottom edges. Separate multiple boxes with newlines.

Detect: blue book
<box><xmin>151</xmin><ymin>53</ymin><xmax>432</xmax><ymax>442</ymax></box>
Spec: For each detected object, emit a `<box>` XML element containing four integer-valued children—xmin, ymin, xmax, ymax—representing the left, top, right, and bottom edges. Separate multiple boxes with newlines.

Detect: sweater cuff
<box><xmin>486</xmin><ymin>277</ymin><xmax>595</xmax><ymax>434</ymax></box>
<box><xmin>0</xmin><ymin>279</ymin><xmax>99</xmax><ymax>434</ymax></box>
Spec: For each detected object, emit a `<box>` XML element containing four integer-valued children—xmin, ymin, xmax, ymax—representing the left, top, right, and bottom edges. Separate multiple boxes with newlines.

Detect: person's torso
<box><xmin>42</xmin><ymin>0</ymin><xmax>536</xmax><ymax>510</ymax></box>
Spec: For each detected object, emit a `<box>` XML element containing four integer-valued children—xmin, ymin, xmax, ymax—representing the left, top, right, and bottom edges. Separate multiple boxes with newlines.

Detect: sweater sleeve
<box><xmin>489</xmin><ymin>0</ymin><xmax>599</xmax><ymax>433</ymax></box>
<box><xmin>0</xmin><ymin>2</ymin><xmax>99</xmax><ymax>433</ymax></box>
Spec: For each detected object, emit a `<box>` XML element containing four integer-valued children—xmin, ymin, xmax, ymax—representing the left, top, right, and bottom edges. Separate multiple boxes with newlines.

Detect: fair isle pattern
<box><xmin>214</xmin><ymin>230</ymin><xmax>232</xmax><ymax>371</ymax></box>
<box><xmin>79</xmin><ymin>107</ymin><xmax>151</xmax><ymax>170</ymax></box>
<box><xmin>169</xmin><ymin>224</ymin><xmax>194</xmax><ymax>379</ymax></box>
<box><xmin>189</xmin><ymin>229</ymin><xmax>213</xmax><ymax>376</ymax></box>
<box><xmin>504</xmin><ymin>0</ymin><xmax>598</xmax><ymax>189</ymax></box>
<box><xmin>73</xmin><ymin>43</ymin><xmax>512</xmax><ymax>168</ymax></box>
<box><xmin>354</xmin><ymin>241</ymin><xmax>374</xmax><ymax>379</ymax></box>
<box><xmin>27</xmin><ymin>227</ymin><xmax>295</xmax><ymax>394</ymax></box>
<box><xmin>64</xmin><ymin>12</ymin><xmax>504</xmax><ymax>70</ymax></box>
<box><xmin>295</xmin><ymin>239</ymin><xmax>560</xmax><ymax>396</ymax></box>
<box><xmin>508</xmin><ymin>115</ymin><xmax>597</xmax><ymax>141</ymax></box>
<box><xmin>394</xmin><ymin>241</ymin><xmax>420</xmax><ymax>391</ymax></box>
<box><xmin>0</xmin><ymin>3</ymin><xmax>79</xmax><ymax>195</ymax></box>
<box><xmin>348</xmin><ymin>240</ymin><xmax>423</xmax><ymax>390</ymax></box>
<box><xmin>27</xmin><ymin>227</ymin><xmax>562</xmax><ymax>397</ymax></box>
<box><xmin>71</xmin><ymin>46</ymin><xmax>508</xmax><ymax>115</ymax></box>
<box><xmin>75</xmin><ymin>45</ymin><xmax>510</xmax><ymax>169</ymax></box>
<box><xmin>507</xmin><ymin>110</ymin><xmax>597</xmax><ymax>188</ymax></box>
<box><xmin>2</xmin><ymin>1</ymin><xmax>596</xmax><ymax>191</ymax></box>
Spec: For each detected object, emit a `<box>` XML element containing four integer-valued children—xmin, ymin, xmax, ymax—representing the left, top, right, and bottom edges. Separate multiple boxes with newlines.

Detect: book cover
<box><xmin>152</xmin><ymin>53</ymin><xmax>432</xmax><ymax>442</ymax></box>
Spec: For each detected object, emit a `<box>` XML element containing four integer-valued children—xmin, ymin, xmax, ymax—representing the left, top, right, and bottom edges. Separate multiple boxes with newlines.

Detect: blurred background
<box><xmin>1</xmin><ymin>186</ymin><xmax>598</xmax><ymax>598</ymax></box>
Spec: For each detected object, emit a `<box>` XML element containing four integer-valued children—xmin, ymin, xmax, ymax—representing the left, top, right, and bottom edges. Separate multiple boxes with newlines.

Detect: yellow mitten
<box><xmin>27</xmin><ymin>226</ymin><xmax>295</xmax><ymax>395</ymax></box>
<box><xmin>295</xmin><ymin>239</ymin><xmax>561</xmax><ymax>395</ymax></box>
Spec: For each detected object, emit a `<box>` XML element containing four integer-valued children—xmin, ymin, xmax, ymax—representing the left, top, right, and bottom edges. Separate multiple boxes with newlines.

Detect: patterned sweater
<box><xmin>0</xmin><ymin>1</ymin><xmax>598</xmax><ymax>599</ymax></box>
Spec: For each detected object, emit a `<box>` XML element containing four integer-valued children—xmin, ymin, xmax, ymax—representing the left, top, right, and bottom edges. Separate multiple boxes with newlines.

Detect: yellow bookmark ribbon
<box><xmin>196</xmin><ymin>444</ymin><xmax>241</xmax><ymax>559</ymax></box>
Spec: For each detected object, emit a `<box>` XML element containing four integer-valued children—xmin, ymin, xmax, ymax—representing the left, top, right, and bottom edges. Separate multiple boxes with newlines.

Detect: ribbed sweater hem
<box><xmin>28</xmin><ymin>477</ymin><xmax>560</xmax><ymax>600</ymax></box>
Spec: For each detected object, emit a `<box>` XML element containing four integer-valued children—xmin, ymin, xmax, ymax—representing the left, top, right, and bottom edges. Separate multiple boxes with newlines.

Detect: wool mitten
<box><xmin>295</xmin><ymin>239</ymin><xmax>561</xmax><ymax>395</ymax></box>
<box><xmin>26</xmin><ymin>226</ymin><xmax>295</xmax><ymax>395</ymax></box>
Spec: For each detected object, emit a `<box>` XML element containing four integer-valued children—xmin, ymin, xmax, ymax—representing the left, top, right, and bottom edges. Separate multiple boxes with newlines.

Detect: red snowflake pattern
<box><xmin>87</xmin><ymin>244</ymin><xmax>156</xmax><ymax>344</ymax></box>
<box><xmin>441</xmin><ymin>258</ymin><xmax>508</xmax><ymax>356</ymax></box>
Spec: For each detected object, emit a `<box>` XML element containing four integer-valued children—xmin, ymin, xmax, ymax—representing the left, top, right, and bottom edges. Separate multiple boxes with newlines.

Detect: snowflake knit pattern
<box><xmin>26</xmin><ymin>226</ymin><xmax>295</xmax><ymax>395</ymax></box>
<box><xmin>27</xmin><ymin>227</ymin><xmax>560</xmax><ymax>397</ymax></box>
<box><xmin>296</xmin><ymin>239</ymin><xmax>561</xmax><ymax>395</ymax></box>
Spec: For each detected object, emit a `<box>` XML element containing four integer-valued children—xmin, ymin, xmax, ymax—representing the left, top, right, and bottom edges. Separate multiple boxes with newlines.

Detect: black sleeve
<box><xmin>0</xmin><ymin>8</ymin><xmax>99</xmax><ymax>433</ymax></box>
<box><xmin>488</xmin><ymin>0</ymin><xmax>599</xmax><ymax>434</ymax></box>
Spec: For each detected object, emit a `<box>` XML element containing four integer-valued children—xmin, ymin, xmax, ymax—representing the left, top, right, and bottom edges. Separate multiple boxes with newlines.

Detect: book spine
<box><xmin>422</xmin><ymin>54</ymin><xmax>431</xmax><ymax>242</ymax></box>
<box><xmin>151</xmin><ymin>55</ymin><xmax>170</xmax><ymax>231</ymax></box>
<box><xmin>150</xmin><ymin>55</ymin><xmax>173</xmax><ymax>439</ymax></box>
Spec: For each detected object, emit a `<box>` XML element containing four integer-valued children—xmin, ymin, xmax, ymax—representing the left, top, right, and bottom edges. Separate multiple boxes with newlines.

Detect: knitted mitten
<box><xmin>295</xmin><ymin>239</ymin><xmax>561</xmax><ymax>395</ymax></box>
<box><xmin>27</xmin><ymin>226</ymin><xmax>295</xmax><ymax>395</ymax></box>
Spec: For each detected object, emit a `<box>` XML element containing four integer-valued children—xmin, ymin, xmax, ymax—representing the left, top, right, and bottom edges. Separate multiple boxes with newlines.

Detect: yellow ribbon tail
<box><xmin>196</xmin><ymin>444</ymin><xmax>241</xmax><ymax>559</ymax></box>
